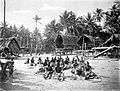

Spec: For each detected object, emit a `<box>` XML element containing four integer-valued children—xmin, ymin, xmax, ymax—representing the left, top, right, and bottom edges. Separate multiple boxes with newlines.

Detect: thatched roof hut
<box><xmin>77</xmin><ymin>34</ymin><xmax>93</xmax><ymax>49</ymax></box>
<box><xmin>0</xmin><ymin>37</ymin><xmax>20</xmax><ymax>56</ymax></box>
<box><xmin>55</xmin><ymin>34</ymin><xmax>79</xmax><ymax>50</ymax></box>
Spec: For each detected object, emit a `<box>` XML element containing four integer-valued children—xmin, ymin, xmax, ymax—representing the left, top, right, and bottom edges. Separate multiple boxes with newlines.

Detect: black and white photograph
<box><xmin>0</xmin><ymin>0</ymin><xmax>120</xmax><ymax>90</ymax></box>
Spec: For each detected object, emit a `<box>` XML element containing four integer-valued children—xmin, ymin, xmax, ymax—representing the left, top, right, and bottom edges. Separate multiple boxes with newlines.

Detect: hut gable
<box><xmin>0</xmin><ymin>37</ymin><xmax>20</xmax><ymax>55</ymax></box>
<box><xmin>55</xmin><ymin>34</ymin><xmax>79</xmax><ymax>49</ymax></box>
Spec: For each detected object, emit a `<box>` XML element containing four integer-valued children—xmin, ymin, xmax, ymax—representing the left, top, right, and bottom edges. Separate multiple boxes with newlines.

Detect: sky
<box><xmin>0</xmin><ymin>0</ymin><xmax>114</xmax><ymax>33</ymax></box>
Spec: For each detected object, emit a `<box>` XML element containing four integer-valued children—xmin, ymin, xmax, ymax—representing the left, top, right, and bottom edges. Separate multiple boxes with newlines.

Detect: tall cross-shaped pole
<box><xmin>33</xmin><ymin>15</ymin><xmax>41</xmax><ymax>30</ymax></box>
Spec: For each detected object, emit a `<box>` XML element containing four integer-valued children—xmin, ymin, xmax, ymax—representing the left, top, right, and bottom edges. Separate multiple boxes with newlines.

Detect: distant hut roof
<box><xmin>77</xmin><ymin>34</ymin><xmax>93</xmax><ymax>46</ymax></box>
<box><xmin>0</xmin><ymin>37</ymin><xmax>19</xmax><ymax>47</ymax></box>
<box><xmin>55</xmin><ymin>34</ymin><xmax>79</xmax><ymax>49</ymax></box>
<box><xmin>0</xmin><ymin>37</ymin><xmax>20</xmax><ymax>54</ymax></box>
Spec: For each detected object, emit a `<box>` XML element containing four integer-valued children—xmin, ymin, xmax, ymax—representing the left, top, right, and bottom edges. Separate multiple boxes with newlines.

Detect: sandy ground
<box><xmin>0</xmin><ymin>54</ymin><xmax>120</xmax><ymax>91</ymax></box>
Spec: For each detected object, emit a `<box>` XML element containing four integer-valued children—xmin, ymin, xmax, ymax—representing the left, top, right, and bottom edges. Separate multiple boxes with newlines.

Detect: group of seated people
<box><xmin>24</xmin><ymin>57</ymin><xmax>36</xmax><ymax>66</ymax></box>
<box><xmin>25</xmin><ymin>55</ymin><xmax>100</xmax><ymax>80</ymax></box>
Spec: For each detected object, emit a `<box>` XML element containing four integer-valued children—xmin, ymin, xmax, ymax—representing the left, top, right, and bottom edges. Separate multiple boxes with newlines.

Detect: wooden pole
<box><xmin>30</xmin><ymin>34</ymin><xmax>33</xmax><ymax>56</ymax></box>
<box><xmin>35</xmin><ymin>44</ymin><xmax>38</xmax><ymax>55</ymax></box>
<box><xmin>3</xmin><ymin>0</ymin><xmax>6</xmax><ymax>47</ymax></box>
<box><xmin>85</xmin><ymin>43</ymin><xmax>86</xmax><ymax>58</ymax></box>
<box><xmin>82</xmin><ymin>35</ymin><xmax>84</xmax><ymax>57</ymax></box>
<box><xmin>27</xmin><ymin>33</ymin><xmax>29</xmax><ymax>48</ymax></box>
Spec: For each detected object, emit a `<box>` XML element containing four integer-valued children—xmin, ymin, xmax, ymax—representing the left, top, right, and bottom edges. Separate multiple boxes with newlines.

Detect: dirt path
<box><xmin>1</xmin><ymin>55</ymin><xmax>120</xmax><ymax>91</ymax></box>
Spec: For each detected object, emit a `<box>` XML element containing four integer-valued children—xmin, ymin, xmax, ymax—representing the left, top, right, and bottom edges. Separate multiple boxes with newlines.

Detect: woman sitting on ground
<box><xmin>35</xmin><ymin>57</ymin><xmax>42</xmax><ymax>66</ymax></box>
<box><xmin>31</xmin><ymin>57</ymin><xmax>34</xmax><ymax>63</ymax></box>
<box><xmin>45</xmin><ymin>61</ymin><xmax>54</xmax><ymax>79</ymax></box>
<box><xmin>43</xmin><ymin>57</ymin><xmax>49</xmax><ymax>66</ymax></box>
<box><xmin>24</xmin><ymin>58</ymin><xmax>30</xmax><ymax>64</ymax></box>
<box><xmin>71</xmin><ymin>58</ymin><xmax>79</xmax><ymax>75</ymax></box>
<box><xmin>55</xmin><ymin>62</ymin><xmax>62</xmax><ymax>74</ymax></box>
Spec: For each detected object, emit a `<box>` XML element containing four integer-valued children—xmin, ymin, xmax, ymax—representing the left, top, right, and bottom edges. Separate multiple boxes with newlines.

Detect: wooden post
<box><xmin>30</xmin><ymin>34</ymin><xmax>33</xmax><ymax>56</ymax></box>
<box><xmin>3</xmin><ymin>0</ymin><xmax>6</xmax><ymax>47</ymax></box>
<box><xmin>35</xmin><ymin>44</ymin><xmax>38</xmax><ymax>55</ymax></box>
<box><xmin>82</xmin><ymin>35</ymin><xmax>84</xmax><ymax>57</ymax></box>
<box><xmin>118</xmin><ymin>49</ymin><xmax>119</xmax><ymax>59</ymax></box>
<box><xmin>27</xmin><ymin>33</ymin><xmax>29</xmax><ymax>48</ymax></box>
<box><xmin>85</xmin><ymin>43</ymin><xmax>86</xmax><ymax>58</ymax></box>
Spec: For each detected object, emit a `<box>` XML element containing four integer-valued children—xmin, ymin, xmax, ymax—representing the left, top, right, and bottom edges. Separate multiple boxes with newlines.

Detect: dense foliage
<box><xmin>0</xmin><ymin>0</ymin><xmax>120</xmax><ymax>54</ymax></box>
<box><xmin>43</xmin><ymin>0</ymin><xmax>120</xmax><ymax>53</ymax></box>
<box><xmin>0</xmin><ymin>24</ymin><xmax>43</xmax><ymax>54</ymax></box>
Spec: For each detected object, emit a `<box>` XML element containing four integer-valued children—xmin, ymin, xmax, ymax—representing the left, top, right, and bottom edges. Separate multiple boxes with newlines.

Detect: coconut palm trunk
<box><xmin>30</xmin><ymin>34</ymin><xmax>33</xmax><ymax>56</ymax></box>
<box><xmin>35</xmin><ymin>43</ymin><xmax>38</xmax><ymax>55</ymax></box>
<box><xmin>27</xmin><ymin>34</ymin><xmax>29</xmax><ymax>48</ymax></box>
<box><xmin>3</xmin><ymin>0</ymin><xmax>6</xmax><ymax>47</ymax></box>
<box><xmin>82</xmin><ymin>35</ymin><xmax>85</xmax><ymax>57</ymax></box>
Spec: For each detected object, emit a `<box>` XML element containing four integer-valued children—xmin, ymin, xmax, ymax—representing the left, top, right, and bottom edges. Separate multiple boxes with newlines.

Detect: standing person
<box><xmin>64</xmin><ymin>56</ymin><xmax>70</xmax><ymax>69</ymax></box>
<box><xmin>76</xmin><ymin>55</ymin><xmax>80</xmax><ymax>63</ymax></box>
<box><xmin>9</xmin><ymin>57</ymin><xmax>14</xmax><ymax>77</ymax></box>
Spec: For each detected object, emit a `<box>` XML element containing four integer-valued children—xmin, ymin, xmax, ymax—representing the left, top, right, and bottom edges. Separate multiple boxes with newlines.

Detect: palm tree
<box><xmin>78</xmin><ymin>12</ymin><xmax>98</xmax><ymax>49</ymax></box>
<box><xmin>44</xmin><ymin>19</ymin><xmax>63</xmax><ymax>38</ymax></box>
<box><xmin>18</xmin><ymin>25</ymin><xmax>26</xmax><ymax>47</ymax></box>
<box><xmin>33</xmin><ymin>28</ymin><xmax>43</xmax><ymax>55</ymax></box>
<box><xmin>84</xmin><ymin>12</ymin><xmax>97</xmax><ymax>36</ymax></box>
<box><xmin>33</xmin><ymin>15</ymin><xmax>42</xmax><ymax>55</ymax></box>
<box><xmin>103</xmin><ymin>2</ymin><xmax>120</xmax><ymax>46</ymax></box>
<box><xmin>93</xmin><ymin>8</ymin><xmax>104</xmax><ymax>26</ymax></box>
<box><xmin>102</xmin><ymin>27</ymin><xmax>120</xmax><ymax>46</ymax></box>
<box><xmin>59</xmin><ymin>10</ymin><xmax>76</xmax><ymax>35</ymax></box>
<box><xmin>114</xmin><ymin>0</ymin><xmax>120</xmax><ymax>9</ymax></box>
<box><xmin>0</xmin><ymin>22</ymin><xmax>12</xmax><ymax>38</ymax></box>
<box><xmin>43</xmin><ymin>19</ymin><xmax>64</xmax><ymax>53</ymax></box>
<box><xmin>33</xmin><ymin>15</ymin><xmax>42</xmax><ymax>29</ymax></box>
<box><xmin>12</xmin><ymin>25</ymin><xmax>18</xmax><ymax>36</ymax></box>
<box><xmin>75</xmin><ymin>16</ymin><xmax>87</xmax><ymax>36</ymax></box>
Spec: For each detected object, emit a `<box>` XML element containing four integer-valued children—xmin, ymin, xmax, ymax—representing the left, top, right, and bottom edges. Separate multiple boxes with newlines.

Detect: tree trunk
<box><xmin>35</xmin><ymin>44</ymin><xmax>38</xmax><ymax>55</ymax></box>
<box><xmin>82</xmin><ymin>35</ymin><xmax>85</xmax><ymax>57</ymax></box>
<box><xmin>30</xmin><ymin>35</ymin><xmax>33</xmax><ymax>56</ymax></box>
<box><xmin>27</xmin><ymin>34</ymin><xmax>29</xmax><ymax>48</ymax></box>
